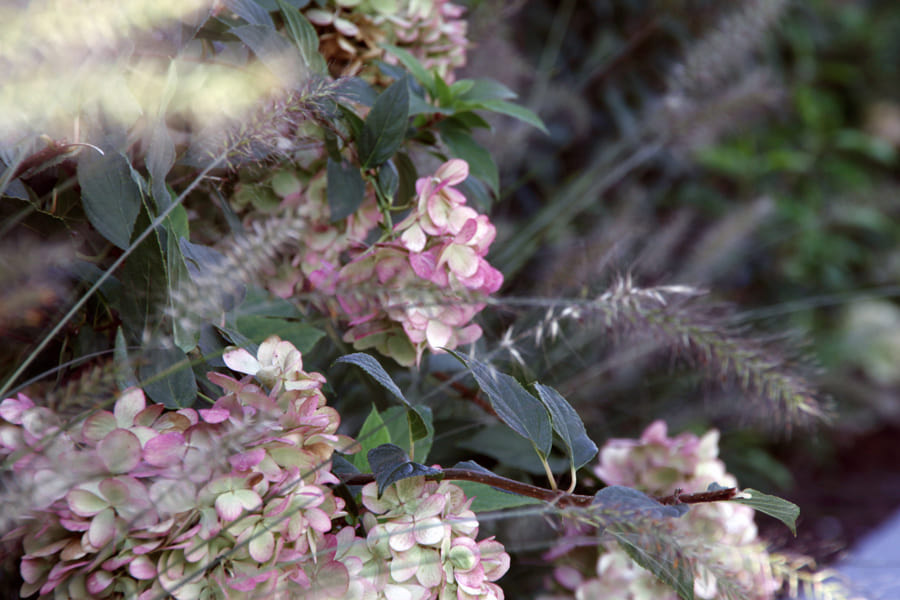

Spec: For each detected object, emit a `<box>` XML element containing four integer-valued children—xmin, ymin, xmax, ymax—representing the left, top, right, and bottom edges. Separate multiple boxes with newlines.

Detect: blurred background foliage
<box><xmin>443</xmin><ymin>0</ymin><xmax>900</xmax><ymax>569</ymax></box>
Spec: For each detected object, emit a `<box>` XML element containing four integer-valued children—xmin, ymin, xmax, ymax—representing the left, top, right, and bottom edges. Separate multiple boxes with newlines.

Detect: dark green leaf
<box><xmin>440</xmin><ymin>123</ymin><xmax>499</xmax><ymax>196</ymax></box>
<box><xmin>475</xmin><ymin>99</ymin><xmax>548</xmax><ymax>134</ymax></box>
<box><xmin>335</xmin><ymin>77</ymin><xmax>376</xmax><ymax>106</ymax></box>
<box><xmin>368</xmin><ymin>444</ymin><xmax>442</xmax><ymax>497</ymax></box>
<box><xmin>138</xmin><ymin>346</ymin><xmax>198</xmax><ymax>408</ymax></box>
<box><xmin>452</xmin><ymin>110</ymin><xmax>492</xmax><ymax>130</ymax></box>
<box><xmin>434</xmin><ymin>71</ymin><xmax>452</xmax><ymax>107</ymax></box>
<box><xmin>394</xmin><ymin>152</ymin><xmax>417</xmax><ymax>206</ymax></box>
<box><xmin>456</xmin><ymin>481</ymin><xmax>544</xmax><ymax>512</ymax></box>
<box><xmin>447</xmin><ymin>79</ymin><xmax>475</xmax><ymax>98</ymax></box>
<box><xmin>533</xmin><ymin>384</ymin><xmax>598</xmax><ymax>470</ymax></box>
<box><xmin>380</xmin><ymin>43</ymin><xmax>434</xmax><ymax>94</ymax></box>
<box><xmin>733</xmin><ymin>489</ymin><xmax>800</xmax><ymax>536</ymax></box>
<box><xmin>377</xmin><ymin>160</ymin><xmax>399</xmax><ymax>200</ymax></box>
<box><xmin>455</xmin><ymin>425</ymin><xmax>568</xmax><ymax>475</ymax></box>
<box><xmin>276</xmin><ymin>0</ymin><xmax>327</xmax><ymax>73</ymax></box>
<box><xmin>333</xmin><ymin>353</ymin><xmax>409</xmax><ymax>407</ymax></box>
<box><xmin>113</xmin><ymin>327</ymin><xmax>138</xmax><ymax>390</ymax></box>
<box><xmin>78</xmin><ymin>152</ymin><xmax>142</xmax><ymax>250</ymax></box>
<box><xmin>234</xmin><ymin>316</ymin><xmax>324</xmax><ymax>354</ymax></box>
<box><xmin>457</xmin><ymin>79</ymin><xmax>518</xmax><ymax>103</ymax></box>
<box><xmin>450</xmin><ymin>353</ymin><xmax>552</xmax><ymax>459</ymax></box>
<box><xmin>167</xmin><ymin>227</ymin><xmax>198</xmax><ymax>353</ymax></box>
<box><xmin>351</xmin><ymin>406</ymin><xmax>393</xmax><ymax>472</ymax></box>
<box><xmin>116</xmin><ymin>207</ymin><xmax>167</xmax><ymax>342</ymax></box>
<box><xmin>458</xmin><ymin>175</ymin><xmax>492</xmax><ymax>212</ymax></box>
<box><xmin>326</xmin><ymin>157</ymin><xmax>365</xmax><ymax>222</ymax></box>
<box><xmin>223</xmin><ymin>0</ymin><xmax>273</xmax><ymax>26</ymax></box>
<box><xmin>593</xmin><ymin>485</ymin><xmax>688</xmax><ymax>519</ymax></box>
<box><xmin>358</xmin><ymin>77</ymin><xmax>410</xmax><ymax>169</ymax></box>
<box><xmin>610</xmin><ymin>529</ymin><xmax>695</xmax><ymax>600</ymax></box>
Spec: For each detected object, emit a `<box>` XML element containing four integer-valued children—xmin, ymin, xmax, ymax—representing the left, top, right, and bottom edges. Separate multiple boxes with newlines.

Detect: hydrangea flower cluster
<box><xmin>335</xmin><ymin>159</ymin><xmax>503</xmax><ymax>366</ymax></box>
<box><xmin>542</xmin><ymin>421</ymin><xmax>781</xmax><ymax>600</ymax></box>
<box><xmin>305</xmin><ymin>0</ymin><xmax>468</xmax><ymax>81</ymax></box>
<box><xmin>1</xmin><ymin>337</ymin><xmax>511</xmax><ymax>599</ymax></box>
<box><xmin>360</xmin><ymin>476</ymin><xmax>510</xmax><ymax>599</ymax></box>
<box><xmin>0</xmin><ymin>337</ymin><xmax>354</xmax><ymax>599</ymax></box>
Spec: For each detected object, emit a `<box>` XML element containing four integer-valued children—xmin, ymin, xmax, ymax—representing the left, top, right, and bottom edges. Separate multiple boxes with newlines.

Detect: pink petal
<box><xmin>114</xmin><ymin>388</ymin><xmax>146</xmax><ymax>427</ymax></box>
<box><xmin>425</xmin><ymin>320</ymin><xmax>452</xmax><ymax>349</ymax></box>
<box><xmin>129</xmin><ymin>555</ymin><xmax>157</xmax><ymax>580</ymax></box>
<box><xmin>143</xmin><ymin>432</ymin><xmax>186</xmax><ymax>467</ymax></box>
<box><xmin>67</xmin><ymin>489</ymin><xmax>108</xmax><ymax>517</ymax></box>
<box><xmin>229</xmin><ymin>448</ymin><xmax>266</xmax><ymax>471</ymax></box>
<box><xmin>88</xmin><ymin>507</ymin><xmax>116</xmax><ymax>548</ymax></box>
<box><xmin>86</xmin><ymin>570</ymin><xmax>114</xmax><ymax>594</ymax></box>
<box><xmin>434</xmin><ymin>159</ymin><xmax>469</xmax><ymax>185</ymax></box>
<box><xmin>98</xmin><ymin>429</ymin><xmax>142</xmax><ymax>474</ymax></box>
<box><xmin>222</xmin><ymin>347</ymin><xmax>260</xmax><ymax>376</ymax></box>
<box><xmin>81</xmin><ymin>411</ymin><xmax>116</xmax><ymax>443</ymax></box>
<box><xmin>198</xmin><ymin>408</ymin><xmax>230</xmax><ymax>423</ymax></box>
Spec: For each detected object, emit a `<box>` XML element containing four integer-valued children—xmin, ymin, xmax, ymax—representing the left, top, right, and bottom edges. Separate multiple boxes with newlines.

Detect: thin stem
<box><xmin>337</xmin><ymin>469</ymin><xmax>737</xmax><ymax>509</ymax></box>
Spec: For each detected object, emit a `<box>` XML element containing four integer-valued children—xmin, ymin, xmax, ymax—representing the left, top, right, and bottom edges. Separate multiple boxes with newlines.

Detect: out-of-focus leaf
<box><xmin>592</xmin><ymin>485</ymin><xmax>688</xmax><ymax>519</ymax></box>
<box><xmin>609</xmin><ymin>529</ymin><xmax>695</xmax><ymax>600</ymax></box>
<box><xmin>457</xmin><ymin>79</ymin><xmax>518</xmax><ymax>103</ymax></box>
<box><xmin>733</xmin><ymin>488</ymin><xmax>800</xmax><ymax>536</ymax></box>
<box><xmin>533</xmin><ymin>384</ymin><xmax>598</xmax><ymax>470</ymax></box>
<box><xmin>223</xmin><ymin>0</ymin><xmax>273</xmax><ymax>26</ymax></box>
<box><xmin>138</xmin><ymin>346</ymin><xmax>198</xmax><ymax>409</ymax></box>
<box><xmin>455</xmin><ymin>425</ymin><xmax>568</xmax><ymax>475</ymax></box>
<box><xmin>368</xmin><ymin>444</ymin><xmax>441</xmax><ymax>497</ymax></box>
<box><xmin>440</xmin><ymin>122</ymin><xmax>499</xmax><ymax>195</ymax></box>
<box><xmin>381</xmin><ymin>43</ymin><xmax>434</xmax><ymax>94</ymax></box>
<box><xmin>351</xmin><ymin>406</ymin><xmax>393</xmax><ymax>472</ymax></box>
<box><xmin>277</xmin><ymin>0</ymin><xmax>326</xmax><ymax>73</ymax></box>
<box><xmin>475</xmin><ymin>99</ymin><xmax>548</xmax><ymax>135</ymax></box>
<box><xmin>450</xmin><ymin>353</ymin><xmax>552</xmax><ymax>459</ymax></box>
<box><xmin>78</xmin><ymin>152</ymin><xmax>142</xmax><ymax>250</ymax></box>
<box><xmin>358</xmin><ymin>77</ymin><xmax>409</xmax><ymax>168</ymax></box>
<box><xmin>230</xmin><ymin>24</ymin><xmax>304</xmax><ymax>87</ymax></box>
<box><xmin>113</xmin><ymin>327</ymin><xmax>138</xmax><ymax>390</ymax></box>
<box><xmin>234</xmin><ymin>316</ymin><xmax>323</xmax><ymax>354</ymax></box>
<box><xmin>327</xmin><ymin>157</ymin><xmax>365</xmax><ymax>222</ymax></box>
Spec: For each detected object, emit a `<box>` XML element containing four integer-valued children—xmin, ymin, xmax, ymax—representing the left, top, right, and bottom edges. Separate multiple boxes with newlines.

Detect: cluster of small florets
<box><xmin>304</xmin><ymin>0</ymin><xmax>468</xmax><ymax>81</ymax></box>
<box><xmin>335</xmin><ymin>159</ymin><xmax>503</xmax><ymax>366</ymax></box>
<box><xmin>1</xmin><ymin>337</ymin><xmax>511</xmax><ymax>599</ymax></box>
<box><xmin>0</xmin><ymin>337</ymin><xmax>353</xmax><ymax>599</ymax></box>
<box><xmin>542</xmin><ymin>421</ymin><xmax>780</xmax><ymax>600</ymax></box>
<box><xmin>360</xmin><ymin>476</ymin><xmax>510</xmax><ymax>599</ymax></box>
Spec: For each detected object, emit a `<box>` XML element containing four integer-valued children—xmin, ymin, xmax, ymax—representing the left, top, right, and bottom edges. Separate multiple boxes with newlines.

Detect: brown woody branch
<box><xmin>337</xmin><ymin>469</ymin><xmax>737</xmax><ymax>508</ymax></box>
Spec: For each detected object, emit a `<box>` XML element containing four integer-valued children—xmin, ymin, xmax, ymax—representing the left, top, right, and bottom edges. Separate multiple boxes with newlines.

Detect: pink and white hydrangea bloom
<box><xmin>359</xmin><ymin>476</ymin><xmax>510</xmax><ymax>598</ymax></box>
<box><xmin>335</xmin><ymin>159</ymin><xmax>503</xmax><ymax>365</ymax></box>
<box><xmin>1</xmin><ymin>338</ymin><xmax>364</xmax><ymax>600</ymax></box>
<box><xmin>543</xmin><ymin>420</ymin><xmax>781</xmax><ymax>600</ymax></box>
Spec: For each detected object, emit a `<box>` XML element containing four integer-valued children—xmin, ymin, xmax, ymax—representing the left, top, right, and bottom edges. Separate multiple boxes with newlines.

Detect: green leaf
<box><xmin>167</xmin><ymin>229</ymin><xmax>198</xmax><ymax>353</ymax></box>
<box><xmin>276</xmin><ymin>0</ymin><xmax>327</xmax><ymax>73</ymax></box>
<box><xmin>223</xmin><ymin>0</ymin><xmax>273</xmax><ymax>26</ymax></box>
<box><xmin>475</xmin><ymin>99</ymin><xmax>548</xmax><ymax>135</ymax></box>
<box><xmin>380</xmin><ymin>43</ymin><xmax>434</xmax><ymax>94</ymax></box>
<box><xmin>138</xmin><ymin>346</ymin><xmax>198</xmax><ymax>409</ymax></box>
<box><xmin>453</xmin><ymin>461</ymin><xmax>543</xmax><ymax>511</ymax></box>
<box><xmin>382</xmin><ymin>406</ymin><xmax>433</xmax><ymax>463</ymax></box>
<box><xmin>440</xmin><ymin>122</ymin><xmax>499</xmax><ymax>196</ymax></box>
<box><xmin>733</xmin><ymin>489</ymin><xmax>800</xmax><ymax>536</ymax></box>
<box><xmin>358</xmin><ymin>77</ymin><xmax>410</xmax><ymax>169</ymax></box>
<box><xmin>456</xmin><ymin>481</ymin><xmax>544</xmax><ymax>512</ymax></box>
<box><xmin>113</xmin><ymin>327</ymin><xmax>139</xmax><ymax>390</ymax></box>
<box><xmin>393</xmin><ymin>152</ymin><xmax>417</xmax><ymax>206</ymax></box>
<box><xmin>592</xmin><ymin>486</ymin><xmax>688</xmax><ymax>519</ymax></box>
<box><xmin>368</xmin><ymin>444</ymin><xmax>442</xmax><ymax>497</ymax></box>
<box><xmin>455</xmin><ymin>425</ymin><xmax>567</xmax><ymax>475</ymax></box>
<box><xmin>116</xmin><ymin>206</ymin><xmax>167</xmax><ymax>342</ymax></box>
<box><xmin>234</xmin><ymin>316</ymin><xmax>324</xmax><ymax>354</ymax></box>
<box><xmin>333</xmin><ymin>353</ymin><xmax>409</xmax><ymax>407</ymax></box>
<box><xmin>457</xmin><ymin>79</ymin><xmax>518</xmax><ymax>103</ymax></box>
<box><xmin>610</xmin><ymin>529</ymin><xmax>695</xmax><ymax>600</ymax></box>
<box><xmin>377</xmin><ymin>160</ymin><xmax>399</xmax><ymax>201</ymax></box>
<box><xmin>449</xmin><ymin>353</ymin><xmax>552</xmax><ymax>459</ymax></box>
<box><xmin>351</xmin><ymin>406</ymin><xmax>393</xmax><ymax>472</ymax></box>
<box><xmin>78</xmin><ymin>152</ymin><xmax>143</xmax><ymax>250</ymax></box>
<box><xmin>434</xmin><ymin>71</ymin><xmax>452</xmax><ymax>107</ymax></box>
<box><xmin>326</xmin><ymin>157</ymin><xmax>365</xmax><ymax>222</ymax></box>
<box><xmin>533</xmin><ymin>384</ymin><xmax>598</xmax><ymax>470</ymax></box>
